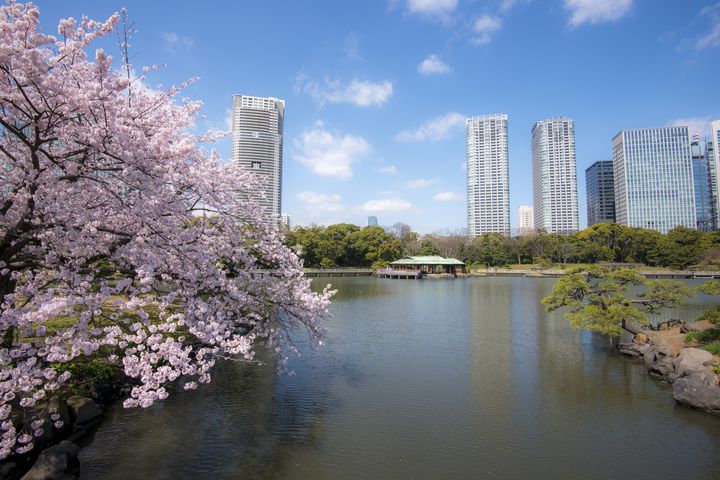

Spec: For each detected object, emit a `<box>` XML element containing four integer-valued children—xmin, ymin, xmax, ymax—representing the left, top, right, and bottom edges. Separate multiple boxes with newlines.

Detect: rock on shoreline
<box><xmin>619</xmin><ymin>328</ymin><xmax>720</xmax><ymax>416</ymax></box>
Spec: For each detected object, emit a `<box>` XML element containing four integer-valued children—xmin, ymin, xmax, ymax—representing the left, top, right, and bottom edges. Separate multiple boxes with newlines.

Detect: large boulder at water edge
<box><xmin>672</xmin><ymin>348</ymin><xmax>714</xmax><ymax>379</ymax></box>
<box><xmin>65</xmin><ymin>397</ymin><xmax>101</xmax><ymax>425</ymax></box>
<box><xmin>618</xmin><ymin>342</ymin><xmax>650</xmax><ymax>358</ymax></box>
<box><xmin>643</xmin><ymin>345</ymin><xmax>675</xmax><ymax>379</ymax></box>
<box><xmin>673</xmin><ymin>373</ymin><xmax>720</xmax><ymax>415</ymax></box>
<box><xmin>21</xmin><ymin>441</ymin><xmax>80</xmax><ymax>480</ymax></box>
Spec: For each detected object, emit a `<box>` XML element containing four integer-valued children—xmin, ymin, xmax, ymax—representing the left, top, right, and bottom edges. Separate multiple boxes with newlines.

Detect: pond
<box><xmin>79</xmin><ymin>277</ymin><xmax>720</xmax><ymax>479</ymax></box>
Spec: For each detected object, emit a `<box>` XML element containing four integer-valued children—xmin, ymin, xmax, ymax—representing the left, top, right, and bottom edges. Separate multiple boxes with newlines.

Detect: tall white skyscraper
<box><xmin>531</xmin><ymin>117</ymin><xmax>579</xmax><ymax>234</ymax></box>
<box><xmin>518</xmin><ymin>205</ymin><xmax>534</xmax><ymax>235</ymax></box>
<box><xmin>712</xmin><ymin>120</ymin><xmax>720</xmax><ymax>227</ymax></box>
<box><xmin>466</xmin><ymin>114</ymin><xmax>510</xmax><ymax>237</ymax></box>
<box><xmin>231</xmin><ymin>94</ymin><xmax>284</xmax><ymax>220</ymax></box>
<box><xmin>612</xmin><ymin>126</ymin><xmax>696</xmax><ymax>234</ymax></box>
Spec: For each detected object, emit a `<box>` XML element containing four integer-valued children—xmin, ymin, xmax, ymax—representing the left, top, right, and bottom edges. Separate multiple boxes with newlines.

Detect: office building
<box><xmin>466</xmin><ymin>114</ymin><xmax>510</xmax><ymax>237</ymax></box>
<box><xmin>585</xmin><ymin>160</ymin><xmax>616</xmax><ymax>226</ymax></box>
<box><xmin>231</xmin><ymin>94</ymin><xmax>284</xmax><ymax>220</ymax></box>
<box><xmin>531</xmin><ymin>117</ymin><xmax>579</xmax><ymax>234</ymax></box>
<box><xmin>692</xmin><ymin>136</ymin><xmax>716</xmax><ymax>231</ymax></box>
<box><xmin>708</xmin><ymin>140</ymin><xmax>718</xmax><ymax>230</ymax></box>
<box><xmin>368</xmin><ymin>216</ymin><xmax>378</xmax><ymax>227</ymax></box>
<box><xmin>713</xmin><ymin>121</ymin><xmax>720</xmax><ymax>227</ymax></box>
<box><xmin>518</xmin><ymin>205</ymin><xmax>534</xmax><ymax>235</ymax></box>
<box><xmin>612</xmin><ymin>126</ymin><xmax>695</xmax><ymax>234</ymax></box>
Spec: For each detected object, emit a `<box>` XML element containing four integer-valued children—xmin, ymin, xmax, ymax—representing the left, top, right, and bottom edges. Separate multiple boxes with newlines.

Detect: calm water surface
<box><xmin>79</xmin><ymin>277</ymin><xmax>720</xmax><ymax>479</ymax></box>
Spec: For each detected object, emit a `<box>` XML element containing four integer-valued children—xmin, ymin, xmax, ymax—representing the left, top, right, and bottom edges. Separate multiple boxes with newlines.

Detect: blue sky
<box><xmin>34</xmin><ymin>0</ymin><xmax>720</xmax><ymax>233</ymax></box>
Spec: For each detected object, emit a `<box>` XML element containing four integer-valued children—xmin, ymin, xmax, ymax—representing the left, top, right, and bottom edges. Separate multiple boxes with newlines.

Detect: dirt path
<box><xmin>647</xmin><ymin>320</ymin><xmax>715</xmax><ymax>355</ymax></box>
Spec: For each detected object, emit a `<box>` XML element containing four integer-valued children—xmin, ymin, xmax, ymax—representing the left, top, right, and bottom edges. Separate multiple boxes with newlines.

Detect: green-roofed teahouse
<box><xmin>389</xmin><ymin>255</ymin><xmax>466</xmax><ymax>276</ymax></box>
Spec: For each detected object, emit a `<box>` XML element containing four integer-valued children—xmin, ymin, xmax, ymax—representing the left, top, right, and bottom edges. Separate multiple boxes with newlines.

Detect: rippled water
<box><xmin>79</xmin><ymin>277</ymin><xmax>720</xmax><ymax>479</ymax></box>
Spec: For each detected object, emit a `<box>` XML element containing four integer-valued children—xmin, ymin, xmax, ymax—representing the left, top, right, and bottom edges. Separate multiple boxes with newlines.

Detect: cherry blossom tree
<box><xmin>0</xmin><ymin>2</ymin><xmax>332</xmax><ymax>458</ymax></box>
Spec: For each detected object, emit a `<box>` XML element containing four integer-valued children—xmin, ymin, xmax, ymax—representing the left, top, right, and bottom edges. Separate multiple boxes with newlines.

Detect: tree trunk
<box><xmin>0</xmin><ymin>274</ymin><xmax>16</xmax><ymax>348</ymax></box>
<box><xmin>621</xmin><ymin>318</ymin><xmax>643</xmax><ymax>335</ymax></box>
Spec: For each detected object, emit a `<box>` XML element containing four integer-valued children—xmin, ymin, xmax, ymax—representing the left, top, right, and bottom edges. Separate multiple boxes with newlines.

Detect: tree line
<box><xmin>284</xmin><ymin>222</ymin><xmax>720</xmax><ymax>270</ymax></box>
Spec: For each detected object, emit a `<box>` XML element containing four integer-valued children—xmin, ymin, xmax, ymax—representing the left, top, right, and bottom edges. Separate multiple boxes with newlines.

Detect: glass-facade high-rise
<box><xmin>231</xmin><ymin>94</ymin><xmax>284</xmax><ymax>220</ymax></box>
<box><xmin>466</xmin><ymin>114</ymin><xmax>510</xmax><ymax>237</ymax></box>
<box><xmin>692</xmin><ymin>137</ymin><xmax>716</xmax><ymax>232</ymax></box>
<box><xmin>612</xmin><ymin>126</ymin><xmax>695</xmax><ymax>234</ymax></box>
<box><xmin>712</xmin><ymin>120</ymin><xmax>720</xmax><ymax>228</ymax></box>
<box><xmin>531</xmin><ymin>117</ymin><xmax>579</xmax><ymax>234</ymax></box>
<box><xmin>585</xmin><ymin>160</ymin><xmax>615</xmax><ymax>226</ymax></box>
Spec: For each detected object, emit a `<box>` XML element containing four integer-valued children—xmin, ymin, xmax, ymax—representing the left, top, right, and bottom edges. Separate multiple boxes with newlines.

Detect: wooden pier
<box><xmin>304</xmin><ymin>268</ymin><xmax>373</xmax><ymax>277</ymax></box>
<box><xmin>375</xmin><ymin>268</ymin><xmax>422</xmax><ymax>279</ymax></box>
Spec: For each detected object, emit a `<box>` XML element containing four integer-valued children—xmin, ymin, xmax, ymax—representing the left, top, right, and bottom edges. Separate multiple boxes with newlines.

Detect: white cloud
<box><xmin>293</xmin><ymin>122</ymin><xmax>371</xmax><ymax>179</ymax></box>
<box><xmin>161</xmin><ymin>32</ymin><xmax>193</xmax><ymax>53</ymax></box>
<box><xmin>471</xmin><ymin>15</ymin><xmax>502</xmax><ymax>45</ymax></box>
<box><xmin>406</xmin><ymin>0</ymin><xmax>458</xmax><ymax>15</ymax></box>
<box><xmin>406</xmin><ymin>178</ymin><xmax>438</xmax><ymax>188</ymax></box>
<box><xmin>297</xmin><ymin>192</ymin><xmax>346</xmax><ymax>213</ymax></box>
<box><xmin>499</xmin><ymin>0</ymin><xmax>531</xmax><ymax>13</ymax></box>
<box><xmin>344</xmin><ymin>32</ymin><xmax>362</xmax><ymax>60</ymax></box>
<box><xmin>355</xmin><ymin>198</ymin><xmax>414</xmax><ymax>214</ymax></box>
<box><xmin>418</xmin><ymin>54</ymin><xmax>451</xmax><ymax>75</ymax></box>
<box><xmin>564</xmin><ymin>0</ymin><xmax>633</xmax><ymax>28</ymax></box>
<box><xmin>432</xmin><ymin>192</ymin><xmax>464</xmax><ymax>201</ymax></box>
<box><xmin>697</xmin><ymin>23</ymin><xmax>720</xmax><ymax>48</ymax></box>
<box><xmin>380</xmin><ymin>165</ymin><xmax>399</xmax><ymax>174</ymax></box>
<box><xmin>696</xmin><ymin>4</ymin><xmax>720</xmax><ymax>49</ymax></box>
<box><xmin>295</xmin><ymin>74</ymin><xmax>393</xmax><ymax>107</ymax></box>
<box><xmin>395</xmin><ymin>112</ymin><xmax>466</xmax><ymax>142</ymax></box>
<box><xmin>669</xmin><ymin>117</ymin><xmax>712</xmax><ymax>137</ymax></box>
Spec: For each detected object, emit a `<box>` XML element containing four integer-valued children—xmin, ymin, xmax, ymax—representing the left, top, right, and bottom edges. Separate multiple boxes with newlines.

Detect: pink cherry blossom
<box><xmin>0</xmin><ymin>3</ymin><xmax>333</xmax><ymax>458</ymax></box>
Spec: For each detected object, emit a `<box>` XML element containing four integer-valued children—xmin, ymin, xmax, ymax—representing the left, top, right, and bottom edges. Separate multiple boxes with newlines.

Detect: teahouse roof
<box><xmin>390</xmin><ymin>255</ymin><xmax>465</xmax><ymax>266</ymax></box>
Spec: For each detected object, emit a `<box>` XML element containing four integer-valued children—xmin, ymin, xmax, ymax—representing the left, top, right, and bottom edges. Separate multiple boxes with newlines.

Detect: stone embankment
<box><xmin>618</xmin><ymin>322</ymin><xmax>720</xmax><ymax>415</ymax></box>
<box><xmin>1</xmin><ymin>371</ymin><xmax>131</xmax><ymax>480</ymax></box>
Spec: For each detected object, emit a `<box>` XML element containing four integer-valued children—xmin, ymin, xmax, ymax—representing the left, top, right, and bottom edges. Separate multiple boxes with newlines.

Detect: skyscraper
<box><xmin>712</xmin><ymin>120</ymin><xmax>720</xmax><ymax>227</ymax></box>
<box><xmin>231</xmin><ymin>94</ymin><xmax>284</xmax><ymax>220</ymax></box>
<box><xmin>585</xmin><ymin>160</ymin><xmax>616</xmax><ymax>226</ymax></box>
<box><xmin>367</xmin><ymin>216</ymin><xmax>378</xmax><ymax>227</ymax></box>
<box><xmin>466</xmin><ymin>114</ymin><xmax>510</xmax><ymax>237</ymax></box>
<box><xmin>517</xmin><ymin>205</ymin><xmax>534</xmax><ymax>235</ymax></box>
<box><xmin>692</xmin><ymin>136</ymin><xmax>716</xmax><ymax>232</ymax></box>
<box><xmin>531</xmin><ymin>117</ymin><xmax>579</xmax><ymax>234</ymax></box>
<box><xmin>612</xmin><ymin>126</ymin><xmax>695</xmax><ymax>234</ymax></box>
<box><xmin>708</xmin><ymin>140</ymin><xmax>718</xmax><ymax>230</ymax></box>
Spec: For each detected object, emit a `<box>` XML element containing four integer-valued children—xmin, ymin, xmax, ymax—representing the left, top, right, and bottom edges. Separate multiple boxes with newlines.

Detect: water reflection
<box><xmin>79</xmin><ymin>277</ymin><xmax>720</xmax><ymax>480</ymax></box>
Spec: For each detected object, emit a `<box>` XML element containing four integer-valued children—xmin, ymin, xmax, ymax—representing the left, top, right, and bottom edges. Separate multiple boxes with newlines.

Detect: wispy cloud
<box><xmin>380</xmin><ymin>165</ymin><xmax>399</xmax><ymax>174</ymax></box>
<box><xmin>295</xmin><ymin>74</ymin><xmax>393</xmax><ymax>107</ymax></box>
<box><xmin>669</xmin><ymin>117</ymin><xmax>713</xmax><ymax>137</ymax></box>
<box><xmin>564</xmin><ymin>0</ymin><xmax>633</xmax><ymax>28</ymax></box>
<box><xmin>418</xmin><ymin>54</ymin><xmax>451</xmax><ymax>75</ymax></box>
<box><xmin>432</xmin><ymin>192</ymin><xmax>464</xmax><ymax>201</ymax></box>
<box><xmin>344</xmin><ymin>32</ymin><xmax>362</xmax><ymax>60</ymax></box>
<box><xmin>293</xmin><ymin>121</ymin><xmax>370</xmax><ymax>179</ymax></box>
<box><xmin>471</xmin><ymin>15</ymin><xmax>502</xmax><ymax>45</ymax></box>
<box><xmin>395</xmin><ymin>112</ymin><xmax>465</xmax><ymax>142</ymax></box>
<box><xmin>406</xmin><ymin>0</ymin><xmax>458</xmax><ymax>16</ymax></box>
<box><xmin>161</xmin><ymin>32</ymin><xmax>193</xmax><ymax>54</ymax></box>
<box><xmin>696</xmin><ymin>3</ymin><xmax>720</xmax><ymax>49</ymax></box>
<box><xmin>297</xmin><ymin>192</ymin><xmax>346</xmax><ymax>213</ymax></box>
<box><xmin>406</xmin><ymin>178</ymin><xmax>439</xmax><ymax>188</ymax></box>
<box><xmin>499</xmin><ymin>0</ymin><xmax>531</xmax><ymax>13</ymax></box>
<box><xmin>355</xmin><ymin>198</ymin><xmax>414</xmax><ymax>214</ymax></box>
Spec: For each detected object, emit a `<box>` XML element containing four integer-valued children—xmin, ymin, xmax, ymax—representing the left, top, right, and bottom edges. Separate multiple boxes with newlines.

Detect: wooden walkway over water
<box><xmin>475</xmin><ymin>269</ymin><xmax>720</xmax><ymax>279</ymax></box>
<box><xmin>304</xmin><ymin>268</ymin><xmax>373</xmax><ymax>277</ymax></box>
<box><xmin>375</xmin><ymin>268</ymin><xmax>422</xmax><ymax>279</ymax></box>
